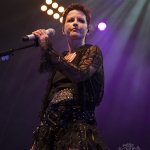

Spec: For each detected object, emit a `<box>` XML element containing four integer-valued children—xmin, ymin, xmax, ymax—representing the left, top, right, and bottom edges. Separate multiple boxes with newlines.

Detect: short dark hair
<box><xmin>62</xmin><ymin>3</ymin><xmax>91</xmax><ymax>27</ymax></box>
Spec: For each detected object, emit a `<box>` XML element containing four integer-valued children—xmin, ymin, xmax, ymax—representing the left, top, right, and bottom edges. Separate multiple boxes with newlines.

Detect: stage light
<box><xmin>53</xmin><ymin>13</ymin><xmax>60</xmax><ymax>19</ymax></box>
<box><xmin>98</xmin><ymin>22</ymin><xmax>107</xmax><ymax>31</ymax></box>
<box><xmin>40</xmin><ymin>1</ymin><xmax>65</xmax><ymax>23</ymax></box>
<box><xmin>58</xmin><ymin>6</ymin><xmax>64</xmax><ymax>13</ymax></box>
<box><xmin>47</xmin><ymin>9</ymin><xmax>53</xmax><ymax>15</ymax></box>
<box><xmin>46</xmin><ymin>0</ymin><xmax>52</xmax><ymax>5</ymax></box>
<box><xmin>60</xmin><ymin>17</ymin><xmax>63</xmax><ymax>23</ymax></box>
<box><xmin>1</xmin><ymin>55</ymin><xmax>9</xmax><ymax>61</ymax></box>
<box><xmin>41</xmin><ymin>5</ymin><xmax>47</xmax><ymax>11</ymax></box>
<box><xmin>52</xmin><ymin>2</ymin><xmax>58</xmax><ymax>9</ymax></box>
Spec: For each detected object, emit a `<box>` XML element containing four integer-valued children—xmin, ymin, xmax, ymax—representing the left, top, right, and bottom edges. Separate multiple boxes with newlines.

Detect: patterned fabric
<box><xmin>32</xmin><ymin>38</ymin><xmax>109</xmax><ymax>150</ymax></box>
<box><xmin>38</xmin><ymin>39</ymin><xmax>104</xmax><ymax>119</ymax></box>
<box><xmin>33</xmin><ymin>121</ymin><xmax>109</xmax><ymax>150</ymax></box>
<box><xmin>50</xmin><ymin>88</ymin><xmax>78</xmax><ymax>104</ymax></box>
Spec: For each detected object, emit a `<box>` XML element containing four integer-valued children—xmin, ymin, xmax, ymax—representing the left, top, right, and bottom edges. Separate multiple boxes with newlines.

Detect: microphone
<box><xmin>22</xmin><ymin>28</ymin><xmax>55</xmax><ymax>41</ymax></box>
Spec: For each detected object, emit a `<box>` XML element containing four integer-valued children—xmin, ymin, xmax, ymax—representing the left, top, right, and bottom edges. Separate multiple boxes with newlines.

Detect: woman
<box><xmin>31</xmin><ymin>3</ymin><xmax>109</xmax><ymax>150</ymax></box>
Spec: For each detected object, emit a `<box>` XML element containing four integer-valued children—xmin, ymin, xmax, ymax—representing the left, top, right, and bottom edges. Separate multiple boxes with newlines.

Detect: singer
<box><xmin>30</xmin><ymin>3</ymin><xmax>109</xmax><ymax>150</ymax></box>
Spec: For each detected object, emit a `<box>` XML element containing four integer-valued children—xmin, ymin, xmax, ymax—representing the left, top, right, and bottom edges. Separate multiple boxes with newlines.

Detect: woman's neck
<box><xmin>67</xmin><ymin>39</ymin><xmax>85</xmax><ymax>53</ymax></box>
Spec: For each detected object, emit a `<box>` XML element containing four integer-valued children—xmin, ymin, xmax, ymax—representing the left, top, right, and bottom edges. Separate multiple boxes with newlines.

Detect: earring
<box><xmin>62</xmin><ymin>30</ymin><xmax>65</xmax><ymax>34</ymax></box>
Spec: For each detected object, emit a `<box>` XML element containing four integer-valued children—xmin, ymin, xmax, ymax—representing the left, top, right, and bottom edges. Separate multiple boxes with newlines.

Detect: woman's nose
<box><xmin>73</xmin><ymin>23</ymin><xmax>78</xmax><ymax>28</ymax></box>
<box><xmin>73</xmin><ymin>20</ymin><xmax>78</xmax><ymax>27</ymax></box>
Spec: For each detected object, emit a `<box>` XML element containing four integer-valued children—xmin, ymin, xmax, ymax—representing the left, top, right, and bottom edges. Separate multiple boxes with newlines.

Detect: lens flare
<box><xmin>58</xmin><ymin>6</ymin><xmax>64</xmax><ymax>13</ymax></box>
<box><xmin>46</xmin><ymin>0</ymin><xmax>52</xmax><ymax>5</ymax></box>
<box><xmin>53</xmin><ymin>13</ymin><xmax>60</xmax><ymax>19</ymax></box>
<box><xmin>41</xmin><ymin>5</ymin><xmax>47</xmax><ymax>11</ymax></box>
<box><xmin>52</xmin><ymin>2</ymin><xmax>58</xmax><ymax>9</ymax></box>
<box><xmin>47</xmin><ymin>9</ymin><xmax>53</xmax><ymax>15</ymax></box>
<box><xmin>98</xmin><ymin>22</ymin><xmax>107</xmax><ymax>31</ymax></box>
<box><xmin>60</xmin><ymin>17</ymin><xmax>63</xmax><ymax>23</ymax></box>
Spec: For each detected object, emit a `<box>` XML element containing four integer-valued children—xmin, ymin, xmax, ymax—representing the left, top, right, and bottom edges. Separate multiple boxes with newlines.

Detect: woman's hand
<box><xmin>32</xmin><ymin>29</ymin><xmax>49</xmax><ymax>51</ymax></box>
<box><xmin>32</xmin><ymin>29</ymin><xmax>48</xmax><ymax>42</ymax></box>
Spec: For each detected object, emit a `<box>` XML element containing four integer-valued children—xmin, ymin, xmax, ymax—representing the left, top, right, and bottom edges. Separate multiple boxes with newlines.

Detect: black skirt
<box><xmin>33</xmin><ymin>103</ymin><xmax>109</xmax><ymax>150</ymax></box>
<box><xmin>33</xmin><ymin>122</ymin><xmax>109</xmax><ymax>150</ymax></box>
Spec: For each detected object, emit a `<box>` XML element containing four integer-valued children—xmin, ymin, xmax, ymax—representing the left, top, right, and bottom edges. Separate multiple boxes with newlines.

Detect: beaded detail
<box><xmin>50</xmin><ymin>88</ymin><xmax>77</xmax><ymax>104</ymax></box>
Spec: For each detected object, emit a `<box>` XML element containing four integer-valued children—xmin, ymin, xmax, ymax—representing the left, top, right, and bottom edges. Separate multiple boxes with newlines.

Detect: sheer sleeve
<box><xmin>38</xmin><ymin>39</ymin><xmax>54</xmax><ymax>73</ymax></box>
<box><xmin>40</xmin><ymin>38</ymin><xmax>103</xmax><ymax>83</ymax></box>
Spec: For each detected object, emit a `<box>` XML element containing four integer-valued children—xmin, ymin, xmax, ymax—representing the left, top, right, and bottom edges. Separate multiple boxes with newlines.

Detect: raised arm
<box><xmin>40</xmin><ymin>38</ymin><xmax>103</xmax><ymax>83</ymax></box>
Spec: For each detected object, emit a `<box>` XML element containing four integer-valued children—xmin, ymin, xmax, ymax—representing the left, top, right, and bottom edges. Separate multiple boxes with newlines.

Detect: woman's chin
<box><xmin>69</xmin><ymin>34</ymin><xmax>83</xmax><ymax>40</ymax></box>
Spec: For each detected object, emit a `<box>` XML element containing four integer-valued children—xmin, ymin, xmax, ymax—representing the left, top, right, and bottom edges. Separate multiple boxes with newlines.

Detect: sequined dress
<box><xmin>33</xmin><ymin>39</ymin><xmax>109</xmax><ymax>150</ymax></box>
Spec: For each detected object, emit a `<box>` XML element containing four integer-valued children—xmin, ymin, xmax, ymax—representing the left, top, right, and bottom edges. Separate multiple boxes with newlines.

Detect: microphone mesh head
<box><xmin>47</xmin><ymin>28</ymin><xmax>55</xmax><ymax>36</ymax></box>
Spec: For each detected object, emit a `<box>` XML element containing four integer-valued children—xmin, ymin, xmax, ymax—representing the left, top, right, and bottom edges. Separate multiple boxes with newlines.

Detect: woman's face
<box><xmin>63</xmin><ymin>10</ymin><xmax>88</xmax><ymax>41</ymax></box>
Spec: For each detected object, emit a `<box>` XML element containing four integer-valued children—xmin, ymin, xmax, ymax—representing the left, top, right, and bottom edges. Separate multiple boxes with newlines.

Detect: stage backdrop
<box><xmin>0</xmin><ymin>0</ymin><xmax>150</xmax><ymax>149</ymax></box>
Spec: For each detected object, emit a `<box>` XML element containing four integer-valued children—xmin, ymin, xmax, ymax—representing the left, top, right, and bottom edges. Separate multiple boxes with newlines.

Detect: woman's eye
<box><xmin>78</xmin><ymin>19</ymin><xmax>85</xmax><ymax>23</ymax></box>
<box><xmin>67</xmin><ymin>19</ymin><xmax>74</xmax><ymax>22</ymax></box>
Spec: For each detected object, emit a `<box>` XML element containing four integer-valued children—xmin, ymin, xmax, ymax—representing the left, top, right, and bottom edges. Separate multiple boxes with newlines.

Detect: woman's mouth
<box><xmin>71</xmin><ymin>28</ymin><xmax>79</xmax><ymax>32</ymax></box>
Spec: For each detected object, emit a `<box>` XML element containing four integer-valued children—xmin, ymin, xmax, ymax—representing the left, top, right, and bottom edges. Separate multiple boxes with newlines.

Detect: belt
<box><xmin>50</xmin><ymin>88</ymin><xmax>78</xmax><ymax>104</ymax></box>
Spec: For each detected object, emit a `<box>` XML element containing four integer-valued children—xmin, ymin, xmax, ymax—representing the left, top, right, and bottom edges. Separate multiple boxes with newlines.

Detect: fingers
<box><xmin>32</xmin><ymin>29</ymin><xmax>48</xmax><ymax>40</ymax></box>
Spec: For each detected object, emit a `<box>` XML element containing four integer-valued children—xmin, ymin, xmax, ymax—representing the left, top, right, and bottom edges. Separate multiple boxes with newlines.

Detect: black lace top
<box><xmin>38</xmin><ymin>39</ymin><xmax>104</xmax><ymax>121</ymax></box>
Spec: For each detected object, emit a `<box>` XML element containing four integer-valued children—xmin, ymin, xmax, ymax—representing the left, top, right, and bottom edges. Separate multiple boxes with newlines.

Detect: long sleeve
<box><xmin>40</xmin><ymin>38</ymin><xmax>103</xmax><ymax>83</ymax></box>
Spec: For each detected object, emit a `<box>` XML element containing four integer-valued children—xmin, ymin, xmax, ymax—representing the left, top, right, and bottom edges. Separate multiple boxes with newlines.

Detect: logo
<box><xmin>118</xmin><ymin>143</ymin><xmax>141</xmax><ymax>150</ymax></box>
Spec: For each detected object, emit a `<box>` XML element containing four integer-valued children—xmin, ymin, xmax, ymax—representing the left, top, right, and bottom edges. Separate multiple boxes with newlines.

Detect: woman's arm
<box><xmin>32</xmin><ymin>29</ymin><xmax>103</xmax><ymax>83</ymax></box>
<box><xmin>42</xmin><ymin>38</ymin><xmax>103</xmax><ymax>83</ymax></box>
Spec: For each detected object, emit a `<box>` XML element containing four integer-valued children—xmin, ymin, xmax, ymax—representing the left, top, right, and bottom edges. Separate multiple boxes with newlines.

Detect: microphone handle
<box><xmin>23</xmin><ymin>35</ymin><xmax>35</xmax><ymax>41</ymax></box>
<box><xmin>22</xmin><ymin>30</ymin><xmax>52</xmax><ymax>41</ymax></box>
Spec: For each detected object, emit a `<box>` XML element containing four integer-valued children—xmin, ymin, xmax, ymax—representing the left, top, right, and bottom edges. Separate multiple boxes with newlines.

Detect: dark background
<box><xmin>0</xmin><ymin>0</ymin><xmax>150</xmax><ymax>149</ymax></box>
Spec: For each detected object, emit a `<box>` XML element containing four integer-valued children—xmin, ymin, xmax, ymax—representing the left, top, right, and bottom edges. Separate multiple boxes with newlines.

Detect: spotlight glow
<box><xmin>1</xmin><ymin>55</ymin><xmax>9</xmax><ymax>61</ymax></box>
<box><xmin>58</xmin><ymin>6</ymin><xmax>64</xmax><ymax>13</ymax></box>
<box><xmin>52</xmin><ymin>2</ymin><xmax>58</xmax><ymax>9</ymax></box>
<box><xmin>41</xmin><ymin>5</ymin><xmax>47</xmax><ymax>11</ymax></box>
<box><xmin>98</xmin><ymin>22</ymin><xmax>107</xmax><ymax>31</ymax></box>
<box><xmin>46</xmin><ymin>0</ymin><xmax>52</xmax><ymax>5</ymax></box>
<box><xmin>40</xmin><ymin>1</ymin><xmax>65</xmax><ymax>23</ymax></box>
<box><xmin>53</xmin><ymin>13</ymin><xmax>60</xmax><ymax>19</ymax></box>
<box><xmin>60</xmin><ymin>17</ymin><xmax>63</xmax><ymax>23</ymax></box>
<box><xmin>47</xmin><ymin>9</ymin><xmax>53</xmax><ymax>15</ymax></box>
